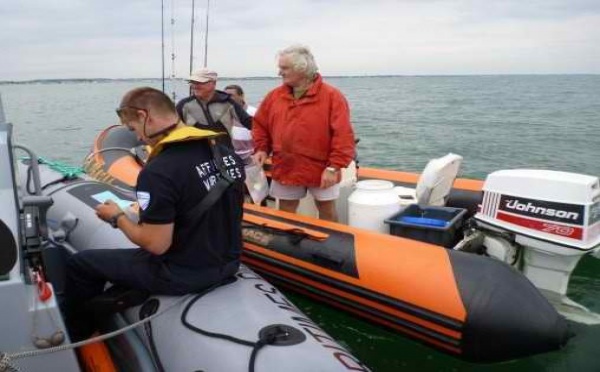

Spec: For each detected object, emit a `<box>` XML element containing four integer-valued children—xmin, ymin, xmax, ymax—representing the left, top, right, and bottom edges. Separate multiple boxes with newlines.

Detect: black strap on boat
<box><xmin>180</xmin><ymin>277</ymin><xmax>286</xmax><ymax>372</ymax></box>
<box><xmin>182</xmin><ymin>137</ymin><xmax>237</xmax><ymax>265</ymax></box>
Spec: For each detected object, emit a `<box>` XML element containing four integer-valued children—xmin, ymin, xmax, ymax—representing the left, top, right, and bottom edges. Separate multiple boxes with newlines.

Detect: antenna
<box><xmin>170</xmin><ymin>0</ymin><xmax>177</xmax><ymax>102</ymax></box>
<box><xmin>203</xmin><ymin>0</ymin><xmax>210</xmax><ymax>68</ymax></box>
<box><xmin>190</xmin><ymin>0</ymin><xmax>195</xmax><ymax>75</ymax></box>
<box><xmin>161</xmin><ymin>0</ymin><xmax>165</xmax><ymax>93</ymax></box>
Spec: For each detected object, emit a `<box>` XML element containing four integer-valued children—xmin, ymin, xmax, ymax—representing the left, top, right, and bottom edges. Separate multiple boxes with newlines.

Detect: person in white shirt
<box><xmin>224</xmin><ymin>84</ymin><xmax>257</xmax><ymax>116</ymax></box>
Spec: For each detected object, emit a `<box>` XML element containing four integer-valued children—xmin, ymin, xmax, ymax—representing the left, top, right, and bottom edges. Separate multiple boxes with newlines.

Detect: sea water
<box><xmin>1</xmin><ymin>75</ymin><xmax>599</xmax><ymax>371</ymax></box>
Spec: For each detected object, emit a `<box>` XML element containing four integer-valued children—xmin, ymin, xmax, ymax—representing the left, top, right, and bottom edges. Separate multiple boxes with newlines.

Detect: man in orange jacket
<box><xmin>252</xmin><ymin>45</ymin><xmax>355</xmax><ymax>222</ymax></box>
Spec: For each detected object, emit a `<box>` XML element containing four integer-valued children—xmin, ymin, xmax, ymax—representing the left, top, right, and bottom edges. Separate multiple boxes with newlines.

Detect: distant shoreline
<box><xmin>1</xmin><ymin>73</ymin><xmax>598</xmax><ymax>85</ymax></box>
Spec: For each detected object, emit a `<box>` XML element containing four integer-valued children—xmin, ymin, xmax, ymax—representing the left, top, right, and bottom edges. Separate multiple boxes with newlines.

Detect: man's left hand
<box><xmin>95</xmin><ymin>200</ymin><xmax>123</xmax><ymax>223</ymax></box>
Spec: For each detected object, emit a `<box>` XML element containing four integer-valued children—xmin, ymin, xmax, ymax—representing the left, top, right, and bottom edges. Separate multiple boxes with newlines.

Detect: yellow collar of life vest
<box><xmin>148</xmin><ymin>125</ymin><xmax>220</xmax><ymax>160</ymax></box>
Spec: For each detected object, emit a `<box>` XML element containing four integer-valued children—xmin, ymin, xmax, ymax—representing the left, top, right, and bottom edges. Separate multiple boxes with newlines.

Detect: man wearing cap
<box><xmin>176</xmin><ymin>68</ymin><xmax>254</xmax><ymax>163</ymax></box>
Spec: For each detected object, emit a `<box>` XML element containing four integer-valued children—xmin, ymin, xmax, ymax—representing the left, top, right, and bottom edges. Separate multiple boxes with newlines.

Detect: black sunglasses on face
<box><xmin>115</xmin><ymin>106</ymin><xmax>147</xmax><ymax>119</ymax></box>
<box><xmin>115</xmin><ymin>106</ymin><xmax>148</xmax><ymax>131</ymax></box>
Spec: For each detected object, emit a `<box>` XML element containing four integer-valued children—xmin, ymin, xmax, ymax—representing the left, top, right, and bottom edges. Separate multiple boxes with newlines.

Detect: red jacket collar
<box><xmin>282</xmin><ymin>73</ymin><xmax>323</xmax><ymax>100</ymax></box>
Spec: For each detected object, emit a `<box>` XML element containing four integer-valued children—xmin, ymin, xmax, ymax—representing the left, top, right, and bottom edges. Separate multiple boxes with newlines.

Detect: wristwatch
<box><xmin>325</xmin><ymin>166</ymin><xmax>339</xmax><ymax>174</ymax></box>
<box><xmin>108</xmin><ymin>211</ymin><xmax>125</xmax><ymax>228</ymax></box>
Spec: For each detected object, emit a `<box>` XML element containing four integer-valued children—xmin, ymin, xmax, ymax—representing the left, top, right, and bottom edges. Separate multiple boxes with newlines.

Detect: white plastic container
<box><xmin>244</xmin><ymin>163</ymin><xmax>268</xmax><ymax>204</ymax></box>
<box><xmin>348</xmin><ymin>180</ymin><xmax>401</xmax><ymax>233</ymax></box>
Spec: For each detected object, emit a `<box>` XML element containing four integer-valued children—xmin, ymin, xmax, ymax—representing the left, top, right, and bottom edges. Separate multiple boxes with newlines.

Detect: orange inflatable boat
<box><xmin>83</xmin><ymin>125</ymin><xmax>570</xmax><ymax>363</ymax></box>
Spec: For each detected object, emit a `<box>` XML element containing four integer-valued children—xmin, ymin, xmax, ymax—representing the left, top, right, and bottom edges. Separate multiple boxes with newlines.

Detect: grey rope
<box><xmin>0</xmin><ymin>353</ymin><xmax>20</xmax><ymax>372</ymax></box>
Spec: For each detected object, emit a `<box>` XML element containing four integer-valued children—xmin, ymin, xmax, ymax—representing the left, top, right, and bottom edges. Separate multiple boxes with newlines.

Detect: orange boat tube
<box><xmin>86</xmin><ymin>125</ymin><xmax>570</xmax><ymax>363</ymax></box>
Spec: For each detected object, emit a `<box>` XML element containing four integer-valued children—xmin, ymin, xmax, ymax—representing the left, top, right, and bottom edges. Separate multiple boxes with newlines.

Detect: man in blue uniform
<box><xmin>63</xmin><ymin>87</ymin><xmax>245</xmax><ymax>341</ymax></box>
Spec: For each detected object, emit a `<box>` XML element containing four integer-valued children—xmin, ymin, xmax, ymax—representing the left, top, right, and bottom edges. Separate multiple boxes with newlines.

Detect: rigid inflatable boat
<box><xmin>0</xmin><ymin>125</ymin><xmax>369</xmax><ymax>371</ymax></box>
<box><xmin>78</xmin><ymin>125</ymin><xmax>586</xmax><ymax>364</ymax></box>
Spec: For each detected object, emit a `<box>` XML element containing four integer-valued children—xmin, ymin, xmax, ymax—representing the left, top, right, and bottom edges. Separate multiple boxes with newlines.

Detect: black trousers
<box><xmin>63</xmin><ymin>248</ymin><xmax>239</xmax><ymax>341</ymax></box>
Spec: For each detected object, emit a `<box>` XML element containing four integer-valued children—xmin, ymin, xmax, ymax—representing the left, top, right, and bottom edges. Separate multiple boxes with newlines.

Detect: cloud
<box><xmin>1</xmin><ymin>0</ymin><xmax>599</xmax><ymax>81</ymax></box>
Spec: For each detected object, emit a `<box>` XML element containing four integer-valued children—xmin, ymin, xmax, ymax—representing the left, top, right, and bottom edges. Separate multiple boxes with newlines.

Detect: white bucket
<box><xmin>348</xmin><ymin>180</ymin><xmax>401</xmax><ymax>233</ymax></box>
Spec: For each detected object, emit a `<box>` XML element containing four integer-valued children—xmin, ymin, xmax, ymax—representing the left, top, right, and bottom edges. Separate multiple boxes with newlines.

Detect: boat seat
<box><xmin>85</xmin><ymin>285</ymin><xmax>150</xmax><ymax>319</ymax></box>
<box><xmin>395</xmin><ymin>153</ymin><xmax>463</xmax><ymax>206</ymax></box>
<box><xmin>0</xmin><ymin>219</ymin><xmax>17</xmax><ymax>276</ymax></box>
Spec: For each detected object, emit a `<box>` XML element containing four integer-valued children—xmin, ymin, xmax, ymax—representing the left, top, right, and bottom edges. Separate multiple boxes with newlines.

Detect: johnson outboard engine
<box><xmin>472</xmin><ymin>169</ymin><xmax>600</xmax><ymax>324</ymax></box>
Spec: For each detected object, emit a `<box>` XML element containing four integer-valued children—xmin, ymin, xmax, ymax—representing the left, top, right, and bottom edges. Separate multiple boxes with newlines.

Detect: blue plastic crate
<box><xmin>384</xmin><ymin>204</ymin><xmax>467</xmax><ymax>248</ymax></box>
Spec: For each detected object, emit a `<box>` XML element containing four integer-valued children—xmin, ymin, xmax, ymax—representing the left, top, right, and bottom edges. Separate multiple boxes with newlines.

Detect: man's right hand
<box><xmin>252</xmin><ymin>151</ymin><xmax>268</xmax><ymax>166</ymax></box>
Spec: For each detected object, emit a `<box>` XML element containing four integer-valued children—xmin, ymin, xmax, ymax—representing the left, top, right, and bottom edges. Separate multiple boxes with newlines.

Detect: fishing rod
<box><xmin>170</xmin><ymin>0</ymin><xmax>177</xmax><ymax>101</ymax></box>
<box><xmin>190</xmin><ymin>0</ymin><xmax>195</xmax><ymax>76</ymax></box>
<box><xmin>191</xmin><ymin>0</ymin><xmax>209</xmax><ymax>69</ymax></box>
<box><xmin>188</xmin><ymin>0</ymin><xmax>196</xmax><ymax>97</ymax></box>
<box><xmin>161</xmin><ymin>0</ymin><xmax>165</xmax><ymax>93</ymax></box>
<box><xmin>203</xmin><ymin>0</ymin><xmax>210</xmax><ymax>68</ymax></box>
<box><xmin>189</xmin><ymin>0</ymin><xmax>209</xmax><ymax>95</ymax></box>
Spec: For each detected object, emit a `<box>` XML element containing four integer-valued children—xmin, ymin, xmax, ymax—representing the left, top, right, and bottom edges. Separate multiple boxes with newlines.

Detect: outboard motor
<box><xmin>473</xmin><ymin>169</ymin><xmax>600</xmax><ymax>324</ymax></box>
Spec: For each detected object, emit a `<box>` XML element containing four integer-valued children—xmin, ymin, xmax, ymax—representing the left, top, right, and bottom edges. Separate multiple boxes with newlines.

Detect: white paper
<box><xmin>91</xmin><ymin>191</ymin><xmax>135</xmax><ymax>210</ymax></box>
<box><xmin>231</xmin><ymin>126</ymin><xmax>253</xmax><ymax>141</ymax></box>
<box><xmin>244</xmin><ymin>164</ymin><xmax>269</xmax><ymax>204</ymax></box>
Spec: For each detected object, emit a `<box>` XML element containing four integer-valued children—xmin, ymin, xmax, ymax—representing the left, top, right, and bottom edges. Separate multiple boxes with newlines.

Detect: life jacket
<box><xmin>148</xmin><ymin>124</ymin><xmax>243</xmax><ymax>266</ymax></box>
<box><xmin>147</xmin><ymin>125</ymin><xmax>221</xmax><ymax>161</ymax></box>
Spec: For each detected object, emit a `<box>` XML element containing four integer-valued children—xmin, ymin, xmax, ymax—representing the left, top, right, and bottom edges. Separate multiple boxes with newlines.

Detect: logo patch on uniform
<box><xmin>136</xmin><ymin>191</ymin><xmax>151</xmax><ymax>210</ymax></box>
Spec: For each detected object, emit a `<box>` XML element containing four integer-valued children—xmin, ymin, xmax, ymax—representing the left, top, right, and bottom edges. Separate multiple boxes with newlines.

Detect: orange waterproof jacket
<box><xmin>253</xmin><ymin>74</ymin><xmax>355</xmax><ymax>187</ymax></box>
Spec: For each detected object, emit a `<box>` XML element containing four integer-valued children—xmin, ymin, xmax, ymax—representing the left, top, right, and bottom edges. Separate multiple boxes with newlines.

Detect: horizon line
<box><xmin>1</xmin><ymin>72</ymin><xmax>599</xmax><ymax>84</ymax></box>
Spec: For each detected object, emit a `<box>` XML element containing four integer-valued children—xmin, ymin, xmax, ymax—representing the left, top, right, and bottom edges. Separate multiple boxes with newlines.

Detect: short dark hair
<box><xmin>224</xmin><ymin>84</ymin><xmax>244</xmax><ymax>96</ymax></box>
<box><xmin>119</xmin><ymin>87</ymin><xmax>176</xmax><ymax>121</ymax></box>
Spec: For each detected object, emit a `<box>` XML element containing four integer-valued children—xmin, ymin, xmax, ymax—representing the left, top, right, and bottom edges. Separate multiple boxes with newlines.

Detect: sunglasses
<box><xmin>115</xmin><ymin>106</ymin><xmax>148</xmax><ymax>131</ymax></box>
<box><xmin>115</xmin><ymin>105</ymin><xmax>147</xmax><ymax>118</ymax></box>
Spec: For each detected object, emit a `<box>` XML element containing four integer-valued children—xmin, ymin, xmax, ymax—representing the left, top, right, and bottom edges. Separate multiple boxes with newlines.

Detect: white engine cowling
<box><xmin>476</xmin><ymin>169</ymin><xmax>600</xmax><ymax>251</ymax></box>
<box><xmin>474</xmin><ymin>169</ymin><xmax>600</xmax><ymax>324</ymax></box>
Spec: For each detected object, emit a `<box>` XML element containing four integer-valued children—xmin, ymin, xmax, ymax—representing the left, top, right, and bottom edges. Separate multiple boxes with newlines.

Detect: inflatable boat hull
<box><xmin>81</xmin><ymin>125</ymin><xmax>570</xmax><ymax>363</ymax></box>
<box><xmin>16</xmin><ymin>159</ymin><xmax>369</xmax><ymax>371</ymax></box>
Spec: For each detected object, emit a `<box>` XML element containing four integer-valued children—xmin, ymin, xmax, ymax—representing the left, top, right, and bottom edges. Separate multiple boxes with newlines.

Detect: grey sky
<box><xmin>1</xmin><ymin>0</ymin><xmax>599</xmax><ymax>81</ymax></box>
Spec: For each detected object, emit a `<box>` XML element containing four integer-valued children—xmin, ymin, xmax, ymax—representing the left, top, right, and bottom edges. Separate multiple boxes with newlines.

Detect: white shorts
<box><xmin>270</xmin><ymin>180</ymin><xmax>340</xmax><ymax>201</ymax></box>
